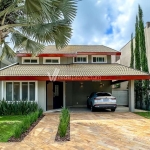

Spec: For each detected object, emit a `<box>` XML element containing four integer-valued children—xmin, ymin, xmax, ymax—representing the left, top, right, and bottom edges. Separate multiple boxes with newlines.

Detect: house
<box><xmin>114</xmin><ymin>22</ymin><xmax>150</xmax><ymax>91</ymax></box>
<box><xmin>0</xmin><ymin>45</ymin><xmax>150</xmax><ymax>112</ymax></box>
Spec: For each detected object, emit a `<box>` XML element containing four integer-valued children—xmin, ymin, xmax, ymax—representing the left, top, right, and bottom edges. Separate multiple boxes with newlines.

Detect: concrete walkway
<box><xmin>1</xmin><ymin>112</ymin><xmax>150</xmax><ymax>150</ymax></box>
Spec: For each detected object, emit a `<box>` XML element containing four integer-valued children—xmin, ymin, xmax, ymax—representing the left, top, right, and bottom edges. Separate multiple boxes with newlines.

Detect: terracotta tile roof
<box><xmin>19</xmin><ymin>45</ymin><xmax>119</xmax><ymax>54</ymax></box>
<box><xmin>0</xmin><ymin>63</ymin><xmax>148</xmax><ymax>77</ymax></box>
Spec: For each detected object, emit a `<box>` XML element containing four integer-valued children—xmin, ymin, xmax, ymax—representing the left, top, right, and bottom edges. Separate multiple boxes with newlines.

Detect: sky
<box><xmin>69</xmin><ymin>0</ymin><xmax>150</xmax><ymax>50</ymax></box>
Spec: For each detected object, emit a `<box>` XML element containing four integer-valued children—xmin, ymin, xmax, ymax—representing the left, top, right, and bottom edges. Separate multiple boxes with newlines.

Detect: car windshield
<box><xmin>96</xmin><ymin>93</ymin><xmax>111</xmax><ymax>96</ymax></box>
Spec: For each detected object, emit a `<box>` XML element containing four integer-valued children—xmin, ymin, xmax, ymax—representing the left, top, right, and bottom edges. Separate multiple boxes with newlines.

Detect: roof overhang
<box><xmin>0</xmin><ymin>75</ymin><xmax>150</xmax><ymax>81</ymax></box>
<box><xmin>16</xmin><ymin>52</ymin><xmax>121</xmax><ymax>57</ymax></box>
<box><xmin>0</xmin><ymin>63</ymin><xmax>149</xmax><ymax>81</ymax></box>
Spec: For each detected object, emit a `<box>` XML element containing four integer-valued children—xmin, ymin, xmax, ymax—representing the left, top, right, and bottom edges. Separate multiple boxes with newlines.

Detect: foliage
<box><xmin>0</xmin><ymin>100</ymin><xmax>38</xmax><ymax>115</ymax></box>
<box><xmin>134</xmin><ymin>15</ymin><xmax>143</xmax><ymax>109</ymax></box>
<box><xmin>0</xmin><ymin>0</ymin><xmax>77</xmax><ymax>59</ymax></box>
<box><xmin>130</xmin><ymin>33</ymin><xmax>134</xmax><ymax>68</ymax></box>
<box><xmin>138</xmin><ymin>5</ymin><xmax>149</xmax><ymax>110</ymax></box>
<box><xmin>0</xmin><ymin>109</ymin><xmax>43</xmax><ymax>142</ymax></box>
<box><xmin>58</xmin><ymin>108</ymin><xmax>70</xmax><ymax>137</ymax></box>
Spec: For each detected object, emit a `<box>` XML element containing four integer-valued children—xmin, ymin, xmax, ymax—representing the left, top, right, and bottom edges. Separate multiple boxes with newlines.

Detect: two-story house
<box><xmin>0</xmin><ymin>45</ymin><xmax>150</xmax><ymax>112</ymax></box>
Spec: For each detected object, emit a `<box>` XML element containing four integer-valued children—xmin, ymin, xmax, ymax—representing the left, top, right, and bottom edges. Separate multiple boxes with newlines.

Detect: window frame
<box><xmin>22</xmin><ymin>57</ymin><xmax>39</xmax><ymax>64</ymax></box>
<box><xmin>92</xmin><ymin>55</ymin><xmax>107</xmax><ymax>63</ymax></box>
<box><xmin>73</xmin><ymin>55</ymin><xmax>88</xmax><ymax>63</ymax></box>
<box><xmin>43</xmin><ymin>57</ymin><xmax>60</xmax><ymax>64</ymax></box>
<box><xmin>4</xmin><ymin>81</ymin><xmax>38</xmax><ymax>102</ymax></box>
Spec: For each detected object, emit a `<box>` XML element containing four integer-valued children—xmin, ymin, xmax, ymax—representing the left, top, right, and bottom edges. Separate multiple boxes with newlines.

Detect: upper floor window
<box><xmin>92</xmin><ymin>55</ymin><xmax>107</xmax><ymax>63</ymax></box>
<box><xmin>43</xmin><ymin>57</ymin><xmax>60</xmax><ymax>64</ymax></box>
<box><xmin>73</xmin><ymin>55</ymin><xmax>88</xmax><ymax>63</ymax></box>
<box><xmin>22</xmin><ymin>57</ymin><xmax>39</xmax><ymax>64</ymax></box>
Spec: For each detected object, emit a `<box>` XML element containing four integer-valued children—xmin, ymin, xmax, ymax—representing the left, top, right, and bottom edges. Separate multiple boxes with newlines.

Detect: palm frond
<box><xmin>11</xmin><ymin>31</ymin><xmax>44</xmax><ymax>54</ymax></box>
<box><xmin>55</xmin><ymin>0</ymin><xmax>77</xmax><ymax>22</ymax></box>
<box><xmin>0</xmin><ymin>42</ymin><xmax>15</xmax><ymax>61</ymax></box>
<box><xmin>24</xmin><ymin>0</ymin><xmax>77</xmax><ymax>23</ymax></box>
<box><xmin>19</xmin><ymin>21</ymin><xmax>72</xmax><ymax>48</ymax></box>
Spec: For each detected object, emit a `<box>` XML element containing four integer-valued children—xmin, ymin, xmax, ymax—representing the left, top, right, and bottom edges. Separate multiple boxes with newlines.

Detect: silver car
<box><xmin>87</xmin><ymin>92</ymin><xmax>117</xmax><ymax>112</ymax></box>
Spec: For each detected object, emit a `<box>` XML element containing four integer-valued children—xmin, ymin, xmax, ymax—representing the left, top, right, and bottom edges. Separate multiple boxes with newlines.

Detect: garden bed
<box><xmin>55</xmin><ymin>108</ymin><xmax>70</xmax><ymax>142</ymax></box>
<box><xmin>55</xmin><ymin>122</ymin><xmax>70</xmax><ymax>142</ymax></box>
<box><xmin>8</xmin><ymin>115</ymin><xmax>44</xmax><ymax>142</ymax></box>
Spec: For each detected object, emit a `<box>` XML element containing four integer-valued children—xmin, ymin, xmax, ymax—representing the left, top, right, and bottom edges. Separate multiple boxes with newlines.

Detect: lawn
<box><xmin>135</xmin><ymin>112</ymin><xmax>150</xmax><ymax>119</ymax></box>
<box><xmin>0</xmin><ymin>115</ymin><xmax>26</xmax><ymax>142</ymax></box>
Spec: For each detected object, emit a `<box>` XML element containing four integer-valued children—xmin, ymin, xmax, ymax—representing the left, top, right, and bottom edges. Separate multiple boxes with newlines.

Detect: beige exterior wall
<box><xmin>0</xmin><ymin>62</ymin><xmax>7</xmax><ymax>68</ymax></box>
<box><xmin>66</xmin><ymin>81</ymin><xmax>112</xmax><ymax>107</ymax></box>
<box><xmin>18</xmin><ymin>55</ymin><xmax>112</xmax><ymax>64</ymax></box>
<box><xmin>0</xmin><ymin>81</ymin><xmax>1</xmax><ymax>100</ymax></box>
<box><xmin>38</xmin><ymin>81</ymin><xmax>46</xmax><ymax>111</ymax></box>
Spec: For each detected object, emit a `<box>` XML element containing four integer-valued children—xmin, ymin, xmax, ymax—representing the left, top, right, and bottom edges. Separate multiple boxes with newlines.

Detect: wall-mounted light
<box><xmin>80</xmin><ymin>82</ymin><xmax>83</xmax><ymax>88</ymax></box>
<box><xmin>99</xmin><ymin>81</ymin><xmax>104</xmax><ymax>88</ymax></box>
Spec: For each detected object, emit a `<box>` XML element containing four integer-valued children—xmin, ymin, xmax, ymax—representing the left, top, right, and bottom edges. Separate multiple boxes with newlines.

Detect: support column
<box><xmin>129</xmin><ymin>80</ymin><xmax>135</xmax><ymax>112</ymax></box>
<box><xmin>63</xmin><ymin>81</ymin><xmax>66</xmax><ymax>108</ymax></box>
<box><xmin>1</xmin><ymin>81</ymin><xmax>4</xmax><ymax>100</ymax></box>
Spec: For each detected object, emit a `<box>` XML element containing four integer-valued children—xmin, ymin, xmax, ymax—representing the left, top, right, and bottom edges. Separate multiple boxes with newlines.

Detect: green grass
<box><xmin>135</xmin><ymin>112</ymin><xmax>150</xmax><ymax>119</ymax></box>
<box><xmin>0</xmin><ymin>115</ymin><xmax>26</xmax><ymax>142</ymax></box>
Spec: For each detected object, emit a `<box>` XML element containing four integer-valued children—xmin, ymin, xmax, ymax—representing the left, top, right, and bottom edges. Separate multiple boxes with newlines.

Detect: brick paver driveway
<box><xmin>0</xmin><ymin>112</ymin><xmax>150</xmax><ymax>150</ymax></box>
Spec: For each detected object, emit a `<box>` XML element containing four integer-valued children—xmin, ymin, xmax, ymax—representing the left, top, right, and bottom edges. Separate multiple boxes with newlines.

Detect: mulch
<box><xmin>55</xmin><ymin>123</ymin><xmax>70</xmax><ymax>142</ymax></box>
<box><xmin>8</xmin><ymin>115</ymin><xmax>45</xmax><ymax>142</ymax></box>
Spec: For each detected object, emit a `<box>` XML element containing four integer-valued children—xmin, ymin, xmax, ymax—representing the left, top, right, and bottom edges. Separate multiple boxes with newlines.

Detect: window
<box><xmin>6</xmin><ymin>82</ymin><xmax>36</xmax><ymax>101</ymax></box>
<box><xmin>96</xmin><ymin>92</ymin><xmax>111</xmax><ymax>96</ymax></box>
<box><xmin>92</xmin><ymin>55</ymin><xmax>107</xmax><ymax>63</ymax></box>
<box><xmin>6</xmin><ymin>82</ymin><xmax>12</xmax><ymax>101</ymax></box>
<box><xmin>73</xmin><ymin>55</ymin><xmax>88</xmax><ymax>63</ymax></box>
<box><xmin>43</xmin><ymin>57</ymin><xmax>60</xmax><ymax>64</ymax></box>
<box><xmin>22</xmin><ymin>57</ymin><xmax>39</xmax><ymax>64</ymax></box>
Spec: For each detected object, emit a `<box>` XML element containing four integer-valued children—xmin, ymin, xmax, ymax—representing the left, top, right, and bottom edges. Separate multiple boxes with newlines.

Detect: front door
<box><xmin>53</xmin><ymin>82</ymin><xmax>63</xmax><ymax>109</ymax></box>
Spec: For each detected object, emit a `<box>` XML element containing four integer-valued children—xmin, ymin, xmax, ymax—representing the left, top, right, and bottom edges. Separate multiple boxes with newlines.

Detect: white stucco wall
<box><xmin>38</xmin><ymin>81</ymin><xmax>46</xmax><ymax>111</ymax></box>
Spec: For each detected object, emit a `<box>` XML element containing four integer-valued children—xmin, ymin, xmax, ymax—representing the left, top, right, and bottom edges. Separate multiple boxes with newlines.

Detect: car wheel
<box><xmin>91</xmin><ymin>105</ymin><xmax>94</xmax><ymax>112</ymax></box>
<box><xmin>111</xmin><ymin>109</ymin><xmax>115</xmax><ymax>112</ymax></box>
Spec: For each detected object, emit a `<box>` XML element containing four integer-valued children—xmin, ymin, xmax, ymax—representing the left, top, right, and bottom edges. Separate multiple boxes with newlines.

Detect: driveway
<box><xmin>0</xmin><ymin>112</ymin><xmax>150</xmax><ymax>150</ymax></box>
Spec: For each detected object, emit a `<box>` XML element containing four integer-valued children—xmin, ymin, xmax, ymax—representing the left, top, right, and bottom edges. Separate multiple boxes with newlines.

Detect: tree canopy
<box><xmin>0</xmin><ymin>0</ymin><xmax>77</xmax><ymax>59</ymax></box>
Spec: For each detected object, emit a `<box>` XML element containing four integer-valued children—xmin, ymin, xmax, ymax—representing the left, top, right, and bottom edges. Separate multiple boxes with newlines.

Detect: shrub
<box><xmin>13</xmin><ymin>109</ymin><xmax>43</xmax><ymax>139</ymax></box>
<box><xmin>58</xmin><ymin>108</ymin><xmax>70</xmax><ymax>137</ymax></box>
<box><xmin>38</xmin><ymin>108</ymin><xmax>43</xmax><ymax>117</ymax></box>
<box><xmin>0</xmin><ymin>100</ymin><xmax>39</xmax><ymax>116</ymax></box>
<box><xmin>14</xmin><ymin>123</ymin><xmax>23</xmax><ymax>138</ymax></box>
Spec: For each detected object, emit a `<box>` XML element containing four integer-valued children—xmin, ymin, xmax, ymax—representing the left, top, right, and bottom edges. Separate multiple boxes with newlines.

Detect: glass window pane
<box><xmin>6</xmin><ymin>82</ymin><xmax>12</xmax><ymax>101</ymax></box>
<box><xmin>74</xmin><ymin>57</ymin><xmax>77</xmax><ymax>62</ymax></box>
<box><xmin>93</xmin><ymin>57</ymin><xmax>96</xmax><ymax>62</ymax></box>
<box><xmin>24</xmin><ymin>59</ymin><xmax>30</xmax><ymax>63</ymax></box>
<box><xmin>31</xmin><ymin>59</ymin><xmax>37</xmax><ymax>63</ymax></box>
<box><xmin>22</xmin><ymin>82</ymin><xmax>28</xmax><ymax>100</ymax></box>
<box><xmin>29</xmin><ymin>82</ymin><xmax>35</xmax><ymax>101</ymax></box>
<box><xmin>46</xmin><ymin>59</ymin><xmax>52</xmax><ymax>63</ymax></box>
<box><xmin>83</xmin><ymin>57</ymin><xmax>86</xmax><ymax>62</ymax></box>
<box><xmin>52</xmin><ymin>59</ymin><xmax>59</xmax><ymax>63</ymax></box>
<box><xmin>55</xmin><ymin>85</ymin><xmax>59</xmax><ymax>96</ymax></box>
<box><xmin>77</xmin><ymin>57</ymin><xmax>80</xmax><ymax>62</ymax></box>
<box><xmin>13</xmin><ymin>82</ymin><xmax>20</xmax><ymax>101</ymax></box>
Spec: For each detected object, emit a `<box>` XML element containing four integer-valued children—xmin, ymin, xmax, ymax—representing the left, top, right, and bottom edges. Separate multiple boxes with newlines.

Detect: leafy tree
<box><xmin>130</xmin><ymin>33</ymin><xmax>134</xmax><ymax>68</ymax></box>
<box><xmin>138</xmin><ymin>5</ymin><xmax>149</xmax><ymax>109</ymax></box>
<box><xmin>134</xmin><ymin>15</ymin><xmax>143</xmax><ymax>109</ymax></box>
<box><xmin>0</xmin><ymin>0</ymin><xmax>77</xmax><ymax>60</ymax></box>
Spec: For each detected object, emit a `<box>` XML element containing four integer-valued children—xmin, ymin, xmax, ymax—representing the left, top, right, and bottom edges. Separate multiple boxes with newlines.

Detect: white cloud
<box><xmin>70</xmin><ymin>0</ymin><xmax>150</xmax><ymax>50</ymax></box>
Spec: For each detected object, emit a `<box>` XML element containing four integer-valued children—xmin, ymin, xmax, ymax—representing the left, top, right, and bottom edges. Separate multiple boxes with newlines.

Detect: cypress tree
<box><xmin>130</xmin><ymin>33</ymin><xmax>134</xmax><ymax>68</ymax></box>
<box><xmin>134</xmin><ymin>15</ymin><xmax>143</xmax><ymax>108</ymax></box>
<box><xmin>138</xmin><ymin>5</ymin><xmax>149</xmax><ymax>110</ymax></box>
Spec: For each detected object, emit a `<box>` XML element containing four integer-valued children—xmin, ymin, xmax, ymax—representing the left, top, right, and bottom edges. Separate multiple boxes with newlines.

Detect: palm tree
<box><xmin>0</xmin><ymin>0</ymin><xmax>77</xmax><ymax>60</ymax></box>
